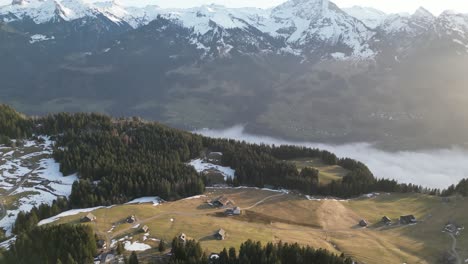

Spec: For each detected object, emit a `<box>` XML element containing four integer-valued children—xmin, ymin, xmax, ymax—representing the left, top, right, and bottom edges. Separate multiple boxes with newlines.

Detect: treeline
<box><xmin>0</xmin><ymin>104</ymin><xmax>32</xmax><ymax>144</ymax></box>
<box><xmin>170</xmin><ymin>238</ymin><xmax>352</xmax><ymax>264</ymax></box>
<box><xmin>1</xmin><ymin>105</ymin><xmax>444</xmax><ymax>207</ymax></box>
<box><xmin>13</xmin><ymin>198</ymin><xmax>70</xmax><ymax>235</ymax></box>
<box><xmin>442</xmin><ymin>178</ymin><xmax>468</xmax><ymax>197</ymax></box>
<box><xmin>203</xmin><ymin>139</ymin><xmax>435</xmax><ymax>198</ymax></box>
<box><xmin>2</xmin><ymin>224</ymin><xmax>96</xmax><ymax>264</ymax></box>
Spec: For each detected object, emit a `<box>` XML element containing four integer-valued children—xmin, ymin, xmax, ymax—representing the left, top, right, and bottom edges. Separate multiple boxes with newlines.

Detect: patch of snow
<box><xmin>343</xmin><ymin>6</ymin><xmax>387</xmax><ymax>29</ymax></box>
<box><xmin>331</xmin><ymin>52</ymin><xmax>346</xmax><ymax>60</ymax></box>
<box><xmin>125</xmin><ymin>196</ymin><xmax>162</xmax><ymax>206</ymax></box>
<box><xmin>37</xmin><ymin>206</ymin><xmax>103</xmax><ymax>226</ymax></box>
<box><xmin>29</xmin><ymin>34</ymin><xmax>54</xmax><ymax>44</ymax></box>
<box><xmin>305</xmin><ymin>195</ymin><xmax>348</xmax><ymax>202</ymax></box>
<box><xmin>362</xmin><ymin>192</ymin><xmax>381</xmax><ymax>198</ymax></box>
<box><xmin>0</xmin><ymin>136</ymin><xmax>78</xmax><ymax>235</ymax></box>
<box><xmin>124</xmin><ymin>241</ymin><xmax>151</xmax><ymax>251</ymax></box>
<box><xmin>0</xmin><ymin>236</ymin><xmax>16</xmax><ymax>249</ymax></box>
<box><xmin>182</xmin><ymin>195</ymin><xmax>207</xmax><ymax>200</ymax></box>
<box><xmin>188</xmin><ymin>159</ymin><xmax>235</xmax><ymax>181</ymax></box>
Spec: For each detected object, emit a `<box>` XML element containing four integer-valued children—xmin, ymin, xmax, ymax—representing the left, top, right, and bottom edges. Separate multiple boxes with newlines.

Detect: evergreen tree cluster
<box><xmin>13</xmin><ymin>198</ymin><xmax>70</xmax><ymax>235</ymax></box>
<box><xmin>442</xmin><ymin>178</ymin><xmax>468</xmax><ymax>197</ymax></box>
<box><xmin>3</xmin><ymin>224</ymin><xmax>96</xmax><ymax>264</ymax></box>
<box><xmin>0</xmin><ymin>104</ymin><xmax>33</xmax><ymax>144</ymax></box>
<box><xmin>170</xmin><ymin>237</ymin><xmax>207</xmax><ymax>264</ymax></box>
<box><xmin>170</xmin><ymin>238</ymin><xmax>352</xmax><ymax>264</ymax></box>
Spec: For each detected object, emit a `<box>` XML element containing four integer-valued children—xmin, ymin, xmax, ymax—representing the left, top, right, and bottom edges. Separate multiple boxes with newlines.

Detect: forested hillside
<box><xmin>2</xmin><ymin>224</ymin><xmax>96</xmax><ymax>264</ymax></box>
<box><xmin>0</xmin><ymin>105</ymin><xmax>446</xmax><ymax>208</ymax></box>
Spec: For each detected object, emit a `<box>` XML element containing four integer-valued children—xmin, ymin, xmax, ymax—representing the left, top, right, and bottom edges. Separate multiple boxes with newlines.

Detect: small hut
<box><xmin>211</xmin><ymin>196</ymin><xmax>233</xmax><ymax>207</ymax></box>
<box><xmin>225</xmin><ymin>207</ymin><xmax>241</xmax><ymax>216</ymax></box>
<box><xmin>140</xmin><ymin>225</ymin><xmax>149</xmax><ymax>233</ymax></box>
<box><xmin>359</xmin><ymin>219</ymin><xmax>368</xmax><ymax>227</ymax></box>
<box><xmin>400</xmin><ymin>215</ymin><xmax>417</xmax><ymax>225</ymax></box>
<box><xmin>214</xmin><ymin>229</ymin><xmax>226</xmax><ymax>240</ymax></box>
<box><xmin>382</xmin><ymin>216</ymin><xmax>392</xmax><ymax>225</ymax></box>
<box><xmin>127</xmin><ymin>215</ymin><xmax>136</xmax><ymax>223</ymax></box>
<box><xmin>97</xmin><ymin>239</ymin><xmax>107</xmax><ymax>249</ymax></box>
<box><xmin>81</xmin><ymin>213</ymin><xmax>96</xmax><ymax>222</ymax></box>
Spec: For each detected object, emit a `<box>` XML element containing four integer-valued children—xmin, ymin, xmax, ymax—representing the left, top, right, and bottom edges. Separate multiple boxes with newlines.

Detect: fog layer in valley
<box><xmin>195</xmin><ymin>126</ymin><xmax>468</xmax><ymax>189</ymax></box>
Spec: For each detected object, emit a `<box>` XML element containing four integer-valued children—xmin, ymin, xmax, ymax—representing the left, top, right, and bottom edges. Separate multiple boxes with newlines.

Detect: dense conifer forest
<box><xmin>2</xmin><ymin>224</ymin><xmax>96</xmax><ymax>264</ymax></box>
<box><xmin>169</xmin><ymin>238</ymin><xmax>353</xmax><ymax>264</ymax></box>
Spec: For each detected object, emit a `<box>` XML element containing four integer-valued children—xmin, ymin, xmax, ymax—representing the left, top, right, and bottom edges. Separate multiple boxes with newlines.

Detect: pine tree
<box><xmin>117</xmin><ymin>242</ymin><xmax>125</xmax><ymax>255</ymax></box>
<box><xmin>158</xmin><ymin>240</ymin><xmax>167</xmax><ymax>252</ymax></box>
<box><xmin>129</xmin><ymin>251</ymin><xmax>139</xmax><ymax>264</ymax></box>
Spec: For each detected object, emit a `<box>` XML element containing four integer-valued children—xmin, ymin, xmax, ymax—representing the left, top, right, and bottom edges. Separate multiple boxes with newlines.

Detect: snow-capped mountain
<box><xmin>2</xmin><ymin>0</ymin><xmax>468</xmax><ymax>60</ymax></box>
<box><xmin>2</xmin><ymin>0</ymin><xmax>468</xmax><ymax>148</ymax></box>
<box><xmin>437</xmin><ymin>10</ymin><xmax>468</xmax><ymax>51</ymax></box>
<box><xmin>343</xmin><ymin>6</ymin><xmax>387</xmax><ymax>29</ymax></box>
<box><xmin>265</xmin><ymin>0</ymin><xmax>375</xmax><ymax>58</ymax></box>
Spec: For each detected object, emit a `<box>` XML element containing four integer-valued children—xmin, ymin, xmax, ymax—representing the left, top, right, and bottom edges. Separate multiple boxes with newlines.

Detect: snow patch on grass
<box><xmin>125</xmin><ymin>197</ymin><xmax>162</xmax><ymax>206</ymax></box>
<box><xmin>0</xmin><ymin>136</ymin><xmax>78</xmax><ymax>235</ymax></box>
<box><xmin>188</xmin><ymin>159</ymin><xmax>235</xmax><ymax>180</ymax></box>
<box><xmin>182</xmin><ymin>195</ymin><xmax>207</xmax><ymax>200</ymax></box>
<box><xmin>37</xmin><ymin>206</ymin><xmax>103</xmax><ymax>226</ymax></box>
<box><xmin>124</xmin><ymin>241</ymin><xmax>151</xmax><ymax>251</ymax></box>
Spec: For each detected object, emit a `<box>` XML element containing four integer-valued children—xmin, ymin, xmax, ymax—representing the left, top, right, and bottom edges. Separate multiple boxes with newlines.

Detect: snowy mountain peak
<box><xmin>413</xmin><ymin>7</ymin><xmax>434</xmax><ymax>20</ymax></box>
<box><xmin>343</xmin><ymin>5</ymin><xmax>387</xmax><ymax>29</ymax></box>
<box><xmin>273</xmin><ymin>0</ymin><xmax>329</xmax><ymax>20</ymax></box>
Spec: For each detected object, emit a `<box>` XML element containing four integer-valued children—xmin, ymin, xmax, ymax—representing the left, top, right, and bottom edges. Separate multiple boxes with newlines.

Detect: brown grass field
<box><xmin>291</xmin><ymin>158</ymin><xmax>348</xmax><ymax>184</ymax></box>
<box><xmin>53</xmin><ymin>188</ymin><xmax>468</xmax><ymax>264</ymax></box>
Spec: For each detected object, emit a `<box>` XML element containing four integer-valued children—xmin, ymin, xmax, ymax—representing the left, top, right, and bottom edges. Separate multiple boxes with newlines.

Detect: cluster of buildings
<box><xmin>359</xmin><ymin>215</ymin><xmax>417</xmax><ymax>227</ymax></box>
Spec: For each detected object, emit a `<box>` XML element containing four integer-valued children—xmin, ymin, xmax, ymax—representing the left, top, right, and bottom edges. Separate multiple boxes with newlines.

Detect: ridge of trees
<box><xmin>170</xmin><ymin>238</ymin><xmax>353</xmax><ymax>264</ymax></box>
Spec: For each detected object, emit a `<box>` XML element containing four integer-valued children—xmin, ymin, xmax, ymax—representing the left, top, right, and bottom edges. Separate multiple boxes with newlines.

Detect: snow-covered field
<box><xmin>0</xmin><ymin>137</ymin><xmax>78</xmax><ymax>235</ymax></box>
<box><xmin>188</xmin><ymin>158</ymin><xmax>235</xmax><ymax>181</ymax></box>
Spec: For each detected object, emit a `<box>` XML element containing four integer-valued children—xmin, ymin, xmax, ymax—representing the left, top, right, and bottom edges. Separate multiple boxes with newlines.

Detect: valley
<box><xmin>1</xmin><ymin>0</ymin><xmax>468</xmax><ymax>148</ymax></box>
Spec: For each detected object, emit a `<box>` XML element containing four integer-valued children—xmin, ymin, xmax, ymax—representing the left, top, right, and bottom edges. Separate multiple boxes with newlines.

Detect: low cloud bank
<box><xmin>195</xmin><ymin>125</ymin><xmax>468</xmax><ymax>189</ymax></box>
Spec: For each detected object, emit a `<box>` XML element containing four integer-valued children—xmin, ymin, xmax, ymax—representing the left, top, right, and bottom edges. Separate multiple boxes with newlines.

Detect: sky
<box><xmin>1</xmin><ymin>0</ymin><xmax>467</xmax><ymax>15</ymax></box>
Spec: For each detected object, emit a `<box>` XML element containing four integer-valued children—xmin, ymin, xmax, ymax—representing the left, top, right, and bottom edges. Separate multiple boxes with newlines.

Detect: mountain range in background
<box><xmin>1</xmin><ymin>0</ymin><xmax>468</xmax><ymax>149</ymax></box>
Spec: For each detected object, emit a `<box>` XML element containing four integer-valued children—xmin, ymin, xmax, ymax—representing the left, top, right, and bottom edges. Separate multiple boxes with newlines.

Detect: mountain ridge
<box><xmin>1</xmin><ymin>0</ymin><xmax>468</xmax><ymax>149</ymax></box>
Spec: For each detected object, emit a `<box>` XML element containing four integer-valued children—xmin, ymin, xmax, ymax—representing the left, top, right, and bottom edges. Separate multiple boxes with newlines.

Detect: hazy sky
<box><xmin>1</xmin><ymin>0</ymin><xmax>467</xmax><ymax>15</ymax></box>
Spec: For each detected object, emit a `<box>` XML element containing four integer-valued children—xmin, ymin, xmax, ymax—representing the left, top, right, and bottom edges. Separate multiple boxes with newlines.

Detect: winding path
<box><xmin>243</xmin><ymin>192</ymin><xmax>286</xmax><ymax>210</ymax></box>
